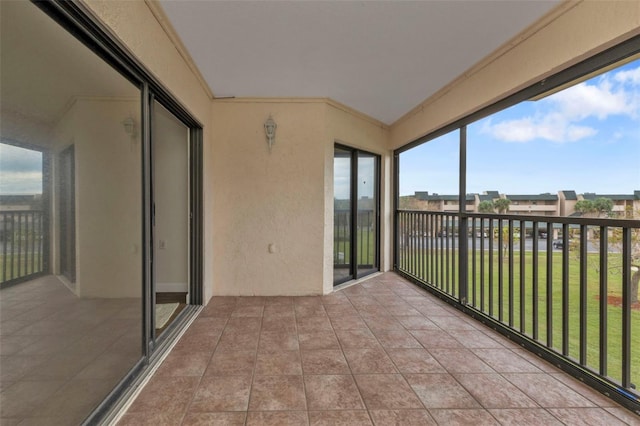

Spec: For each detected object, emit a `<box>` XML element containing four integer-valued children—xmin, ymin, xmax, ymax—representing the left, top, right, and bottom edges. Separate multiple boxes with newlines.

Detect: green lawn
<box><xmin>0</xmin><ymin>253</ymin><xmax>43</xmax><ymax>283</ymax></box>
<box><xmin>399</xmin><ymin>247</ymin><xmax>639</xmax><ymax>387</ymax></box>
<box><xmin>334</xmin><ymin>228</ymin><xmax>376</xmax><ymax>266</ymax></box>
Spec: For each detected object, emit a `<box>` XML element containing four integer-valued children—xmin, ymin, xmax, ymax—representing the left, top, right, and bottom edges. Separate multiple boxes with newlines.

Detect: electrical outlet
<box><xmin>159</xmin><ymin>239</ymin><xmax>166</xmax><ymax>249</ymax></box>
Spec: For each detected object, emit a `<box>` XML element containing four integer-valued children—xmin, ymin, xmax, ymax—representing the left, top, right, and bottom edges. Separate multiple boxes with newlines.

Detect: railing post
<box><xmin>621</xmin><ymin>227</ymin><xmax>631</xmax><ymax>389</ymax></box>
<box><xmin>458</xmin><ymin>126</ymin><xmax>468</xmax><ymax>305</ymax></box>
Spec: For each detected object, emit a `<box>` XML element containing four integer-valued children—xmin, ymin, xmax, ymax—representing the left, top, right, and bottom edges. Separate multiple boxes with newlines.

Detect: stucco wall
<box><xmin>211</xmin><ymin>99</ymin><xmax>389</xmax><ymax>296</ymax></box>
<box><xmin>390</xmin><ymin>1</ymin><xmax>640</xmax><ymax>149</ymax></box>
<box><xmin>211</xmin><ymin>99</ymin><xmax>327</xmax><ymax>295</ymax></box>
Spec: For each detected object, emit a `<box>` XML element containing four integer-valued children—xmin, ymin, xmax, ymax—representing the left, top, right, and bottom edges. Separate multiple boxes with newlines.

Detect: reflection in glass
<box><xmin>0</xmin><ymin>143</ymin><xmax>45</xmax><ymax>283</ymax></box>
<box><xmin>1</xmin><ymin>2</ymin><xmax>143</xmax><ymax>424</ymax></box>
<box><xmin>153</xmin><ymin>102</ymin><xmax>190</xmax><ymax>336</ymax></box>
<box><xmin>334</xmin><ymin>147</ymin><xmax>352</xmax><ymax>283</ymax></box>
<box><xmin>357</xmin><ymin>153</ymin><xmax>378</xmax><ymax>276</ymax></box>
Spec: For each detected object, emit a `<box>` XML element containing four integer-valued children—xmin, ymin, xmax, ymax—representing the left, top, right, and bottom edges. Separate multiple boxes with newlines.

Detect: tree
<box><xmin>494</xmin><ymin>198</ymin><xmax>511</xmax><ymax>214</ymax></box>
<box><xmin>609</xmin><ymin>225</ymin><xmax>640</xmax><ymax>303</ymax></box>
<box><xmin>493</xmin><ymin>225</ymin><xmax>520</xmax><ymax>257</ymax></box>
<box><xmin>478</xmin><ymin>200</ymin><xmax>495</xmax><ymax>213</ymax></box>
<box><xmin>593</xmin><ymin>197</ymin><xmax>614</xmax><ymax>217</ymax></box>
<box><xmin>575</xmin><ymin>199</ymin><xmax>594</xmax><ymax>214</ymax></box>
<box><xmin>580</xmin><ymin>206</ymin><xmax>640</xmax><ymax>303</ymax></box>
<box><xmin>575</xmin><ymin>198</ymin><xmax>614</xmax><ymax>217</ymax></box>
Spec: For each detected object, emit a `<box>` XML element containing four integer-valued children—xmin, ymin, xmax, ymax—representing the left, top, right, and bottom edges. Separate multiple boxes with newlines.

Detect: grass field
<box><xmin>399</xmin><ymin>247</ymin><xmax>640</xmax><ymax>388</ymax></box>
<box><xmin>0</xmin><ymin>253</ymin><xmax>43</xmax><ymax>283</ymax></box>
<box><xmin>334</xmin><ymin>228</ymin><xmax>377</xmax><ymax>266</ymax></box>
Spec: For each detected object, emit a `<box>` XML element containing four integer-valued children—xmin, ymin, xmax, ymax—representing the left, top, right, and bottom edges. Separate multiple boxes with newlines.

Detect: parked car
<box><xmin>539</xmin><ymin>232</ymin><xmax>547</xmax><ymax>239</ymax></box>
<box><xmin>552</xmin><ymin>240</ymin><xmax>563</xmax><ymax>249</ymax></box>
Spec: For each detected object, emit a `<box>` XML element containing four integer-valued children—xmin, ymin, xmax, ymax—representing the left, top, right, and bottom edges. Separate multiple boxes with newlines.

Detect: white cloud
<box><xmin>550</xmin><ymin>77</ymin><xmax>634</xmax><ymax>120</ymax></box>
<box><xmin>566</xmin><ymin>125</ymin><xmax>597</xmax><ymax>141</ymax></box>
<box><xmin>0</xmin><ymin>171</ymin><xmax>42</xmax><ymax>194</ymax></box>
<box><xmin>482</xmin><ymin>66</ymin><xmax>640</xmax><ymax>143</ymax></box>
<box><xmin>482</xmin><ymin>114</ymin><xmax>597</xmax><ymax>143</ymax></box>
<box><xmin>486</xmin><ymin>117</ymin><xmax>536</xmax><ymax>143</ymax></box>
<box><xmin>614</xmin><ymin>67</ymin><xmax>640</xmax><ymax>86</ymax></box>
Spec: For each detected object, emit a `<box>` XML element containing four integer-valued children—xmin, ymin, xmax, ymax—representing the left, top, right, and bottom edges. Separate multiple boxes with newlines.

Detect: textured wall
<box><xmin>211</xmin><ymin>99</ymin><xmax>327</xmax><ymax>295</ymax></box>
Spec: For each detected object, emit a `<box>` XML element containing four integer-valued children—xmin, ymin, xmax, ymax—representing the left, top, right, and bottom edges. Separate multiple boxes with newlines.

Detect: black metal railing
<box><xmin>396</xmin><ymin>210</ymin><xmax>640</xmax><ymax>411</ymax></box>
<box><xmin>1</xmin><ymin>210</ymin><xmax>46</xmax><ymax>284</ymax></box>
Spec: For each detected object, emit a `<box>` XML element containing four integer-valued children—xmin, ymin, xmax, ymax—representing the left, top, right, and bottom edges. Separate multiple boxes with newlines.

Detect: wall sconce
<box><xmin>122</xmin><ymin>116</ymin><xmax>137</xmax><ymax>139</ymax></box>
<box><xmin>264</xmin><ymin>115</ymin><xmax>276</xmax><ymax>152</ymax></box>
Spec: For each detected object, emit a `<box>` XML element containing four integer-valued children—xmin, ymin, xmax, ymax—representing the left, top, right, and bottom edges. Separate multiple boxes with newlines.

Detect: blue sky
<box><xmin>334</xmin><ymin>155</ymin><xmax>376</xmax><ymax>200</ymax></box>
<box><xmin>400</xmin><ymin>59</ymin><xmax>640</xmax><ymax>196</ymax></box>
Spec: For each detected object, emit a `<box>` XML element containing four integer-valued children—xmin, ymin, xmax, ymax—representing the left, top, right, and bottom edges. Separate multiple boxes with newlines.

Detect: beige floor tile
<box><xmin>258</xmin><ymin>331</ymin><xmax>299</xmax><ymax>352</ymax></box>
<box><xmin>386</xmin><ymin>348</ymin><xmax>445</xmax><ymax>373</ymax></box>
<box><xmin>429</xmin><ymin>408</ymin><xmax>500</xmax><ymax>425</ymax></box>
<box><xmin>255</xmin><ymin>350</ymin><xmax>302</xmax><ymax>375</ymax></box>
<box><xmin>249</xmin><ymin>375</ymin><xmax>307</xmax><ymax>411</ymax></box>
<box><xmin>304</xmin><ymin>375</ymin><xmax>365</xmax><ymax>410</ymax></box>
<box><xmin>429</xmin><ymin>348</ymin><xmax>495</xmax><ymax>373</ymax></box>
<box><xmin>502</xmin><ymin>373</ymin><xmax>595</xmax><ymax>408</ymax></box>
<box><xmin>547</xmin><ymin>407</ymin><xmax>628</xmax><ymax>425</ymax></box>
<box><xmin>488</xmin><ymin>408</ymin><xmax>563</xmax><ymax>425</ymax></box>
<box><xmin>301</xmin><ymin>349</ymin><xmax>350</xmax><ymax>374</ymax></box>
<box><xmin>354</xmin><ymin>374</ymin><xmax>423</xmax><ymax>409</ymax></box>
<box><xmin>204</xmin><ymin>350</ymin><xmax>256</xmax><ymax>376</ymax></box>
<box><xmin>369</xmin><ymin>409</ymin><xmax>437</xmax><ymax>425</ymax></box>
<box><xmin>405</xmin><ymin>373</ymin><xmax>481</xmax><ymax>409</ymax></box>
<box><xmin>246</xmin><ymin>411</ymin><xmax>308</xmax><ymax>426</ymax></box>
<box><xmin>298</xmin><ymin>330</ymin><xmax>340</xmax><ymax>350</ymax></box>
<box><xmin>184</xmin><ymin>412</ymin><xmax>246</xmax><ymax>426</ymax></box>
<box><xmin>308</xmin><ymin>410</ymin><xmax>372</xmax><ymax>425</ymax></box>
<box><xmin>472</xmin><ymin>348</ymin><xmax>541</xmax><ymax>373</ymax></box>
<box><xmin>189</xmin><ymin>375</ymin><xmax>252</xmax><ymax>412</ymax></box>
<box><xmin>343</xmin><ymin>347</ymin><xmax>398</xmax><ymax>374</ymax></box>
<box><xmin>454</xmin><ymin>373</ymin><xmax>538</xmax><ymax>408</ymax></box>
<box><xmin>335</xmin><ymin>329</ymin><xmax>380</xmax><ymax>349</ymax></box>
<box><xmin>128</xmin><ymin>376</ymin><xmax>199</xmax><ymax>414</ymax></box>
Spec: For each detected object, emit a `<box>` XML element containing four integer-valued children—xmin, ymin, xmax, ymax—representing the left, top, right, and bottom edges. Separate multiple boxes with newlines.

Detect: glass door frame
<box><xmin>334</xmin><ymin>143</ymin><xmax>381</xmax><ymax>286</ymax></box>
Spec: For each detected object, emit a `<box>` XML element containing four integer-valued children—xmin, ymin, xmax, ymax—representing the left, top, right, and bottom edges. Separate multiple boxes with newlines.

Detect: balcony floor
<box><xmin>118</xmin><ymin>272</ymin><xmax>639</xmax><ymax>425</ymax></box>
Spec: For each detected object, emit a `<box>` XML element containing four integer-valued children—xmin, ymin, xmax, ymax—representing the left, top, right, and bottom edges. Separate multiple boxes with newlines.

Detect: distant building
<box><xmin>581</xmin><ymin>191</ymin><xmax>640</xmax><ymax>217</ymax></box>
<box><xmin>504</xmin><ymin>193</ymin><xmax>558</xmax><ymax>216</ymax></box>
<box><xmin>558</xmin><ymin>190</ymin><xmax>578</xmax><ymax>216</ymax></box>
<box><xmin>0</xmin><ymin>194</ymin><xmax>43</xmax><ymax>212</ymax></box>
<box><xmin>414</xmin><ymin>192</ymin><xmax>475</xmax><ymax>212</ymax></box>
<box><xmin>404</xmin><ymin>189</ymin><xmax>640</xmax><ymax>218</ymax></box>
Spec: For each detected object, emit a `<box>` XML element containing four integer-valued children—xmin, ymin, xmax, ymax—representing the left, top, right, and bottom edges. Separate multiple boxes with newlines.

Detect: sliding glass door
<box><xmin>0</xmin><ymin>2</ymin><xmax>203</xmax><ymax>423</ymax></box>
<box><xmin>333</xmin><ymin>144</ymin><xmax>380</xmax><ymax>285</ymax></box>
<box><xmin>356</xmin><ymin>151</ymin><xmax>378</xmax><ymax>277</ymax></box>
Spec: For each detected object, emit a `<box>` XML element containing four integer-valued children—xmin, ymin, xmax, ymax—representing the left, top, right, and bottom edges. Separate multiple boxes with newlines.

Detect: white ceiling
<box><xmin>159</xmin><ymin>0</ymin><xmax>560</xmax><ymax>125</ymax></box>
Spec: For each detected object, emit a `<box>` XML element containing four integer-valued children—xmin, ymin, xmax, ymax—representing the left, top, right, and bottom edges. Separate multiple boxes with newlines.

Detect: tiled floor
<box><xmin>0</xmin><ymin>275</ymin><xmax>142</xmax><ymax>425</ymax></box>
<box><xmin>119</xmin><ymin>272</ymin><xmax>640</xmax><ymax>425</ymax></box>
